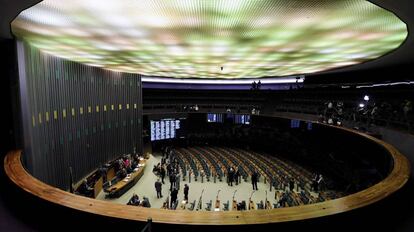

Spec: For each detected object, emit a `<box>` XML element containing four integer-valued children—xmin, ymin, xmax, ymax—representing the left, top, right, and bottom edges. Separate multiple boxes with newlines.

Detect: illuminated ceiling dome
<box><xmin>12</xmin><ymin>0</ymin><xmax>407</xmax><ymax>80</ymax></box>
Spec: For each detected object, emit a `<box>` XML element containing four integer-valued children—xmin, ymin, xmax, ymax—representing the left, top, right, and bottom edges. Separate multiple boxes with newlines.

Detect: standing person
<box><xmin>166</xmin><ymin>162</ymin><xmax>171</xmax><ymax>176</ymax></box>
<box><xmin>234</xmin><ymin>168</ymin><xmax>240</xmax><ymax>185</ymax></box>
<box><xmin>170</xmin><ymin>188</ymin><xmax>178</xmax><ymax>208</ymax></box>
<box><xmin>228</xmin><ymin>167</ymin><xmax>234</xmax><ymax>186</ymax></box>
<box><xmin>100</xmin><ymin>165</ymin><xmax>108</xmax><ymax>184</ymax></box>
<box><xmin>289</xmin><ymin>178</ymin><xmax>295</xmax><ymax>192</ymax></box>
<box><xmin>170</xmin><ymin>172</ymin><xmax>176</xmax><ymax>191</ymax></box>
<box><xmin>184</xmin><ymin>184</ymin><xmax>189</xmax><ymax>202</ymax></box>
<box><xmin>317</xmin><ymin>174</ymin><xmax>324</xmax><ymax>191</ymax></box>
<box><xmin>312</xmin><ymin>173</ymin><xmax>319</xmax><ymax>191</ymax></box>
<box><xmin>155</xmin><ymin>179</ymin><xmax>163</xmax><ymax>198</ymax></box>
<box><xmin>251</xmin><ymin>170</ymin><xmax>258</xmax><ymax>190</ymax></box>
<box><xmin>160</xmin><ymin>165</ymin><xmax>166</xmax><ymax>184</ymax></box>
<box><xmin>176</xmin><ymin>172</ymin><xmax>181</xmax><ymax>190</ymax></box>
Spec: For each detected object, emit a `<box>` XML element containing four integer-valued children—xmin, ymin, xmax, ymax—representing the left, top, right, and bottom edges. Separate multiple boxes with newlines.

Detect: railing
<box><xmin>140</xmin><ymin>218</ymin><xmax>152</xmax><ymax>232</ymax></box>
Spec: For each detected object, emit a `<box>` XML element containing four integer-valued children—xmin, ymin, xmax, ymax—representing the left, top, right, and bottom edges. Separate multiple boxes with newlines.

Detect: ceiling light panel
<box><xmin>12</xmin><ymin>0</ymin><xmax>407</xmax><ymax>79</ymax></box>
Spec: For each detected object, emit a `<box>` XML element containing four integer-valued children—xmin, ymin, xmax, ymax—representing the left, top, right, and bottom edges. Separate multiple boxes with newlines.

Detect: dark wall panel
<box><xmin>16</xmin><ymin>41</ymin><xmax>142</xmax><ymax>190</ymax></box>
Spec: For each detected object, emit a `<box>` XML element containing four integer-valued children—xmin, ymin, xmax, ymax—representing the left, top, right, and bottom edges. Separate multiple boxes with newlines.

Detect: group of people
<box><xmin>152</xmin><ymin>146</ymin><xmax>191</xmax><ymax>209</ymax></box>
<box><xmin>226</xmin><ymin>167</ymin><xmax>259</xmax><ymax>191</ymax></box>
<box><xmin>312</xmin><ymin>173</ymin><xmax>324</xmax><ymax>192</ymax></box>
<box><xmin>251</xmin><ymin>80</ymin><xmax>262</xmax><ymax>90</ymax></box>
<box><xmin>226</xmin><ymin>167</ymin><xmax>241</xmax><ymax>186</ymax></box>
<box><xmin>113</xmin><ymin>154</ymin><xmax>143</xmax><ymax>183</ymax></box>
<box><xmin>127</xmin><ymin>193</ymin><xmax>151</xmax><ymax>208</ymax></box>
<box><xmin>75</xmin><ymin>153</ymin><xmax>144</xmax><ymax>198</ymax></box>
<box><xmin>320</xmin><ymin>101</ymin><xmax>344</xmax><ymax>126</ymax></box>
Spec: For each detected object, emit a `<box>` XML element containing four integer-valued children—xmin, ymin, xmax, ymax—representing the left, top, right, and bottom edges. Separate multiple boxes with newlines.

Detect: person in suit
<box><xmin>228</xmin><ymin>167</ymin><xmax>234</xmax><ymax>186</ymax></box>
<box><xmin>77</xmin><ymin>179</ymin><xmax>94</xmax><ymax>197</ymax></box>
<box><xmin>317</xmin><ymin>174</ymin><xmax>324</xmax><ymax>191</ymax></box>
<box><xmin>155</xmin><ymin>179</ymin><xmax>163</xmax><ymax>198</ymax></box>
<box><xmin>99</xmin><ymin>165</ymin><xmax>108</xmax><ymax>184</ymax></box>
<box><xmin>312</xmin><ymin>173</ymin><xmax>319</xmax><ymax>191</ymax></box>
<box><xmin>289</xmin><ymin>178</ymin><xmax>295</xmax><ymax>192</ymax></box>
<box><xmin>127</xmin><ymin>193</ymin><xmax>140</xmax><ymax>206</ymax></box>
<box><xmin>141</xmin><ymin>197</ymin><xmax>151</xmax><ymax>208</ymax></box>
<box><xmin>170</xmin><ymin>188</ymin><xmax>178</xmax><ymax>208</ymax></box>
<box><xmin>251</xmin><ymin>171</ymin><xmax>258</xmax><ymax>190</ymax></box>
<box><xmin>176</xmin><ymin>172</ymin><xmax>181</xmax><ymax>190</ymax></box>
<box><xmin>234</xmin><ymin>168</ymin><xmax>240</xmax><ymax>185</ymax></box>
<box><xmin>170</xmin><ymin>173</ymin><xmax>176</xmax><ymax>191</ymax></box>
<box><xmin>116</xmin><ymin>168</ymin><xmax>127</xmax><ymax>180</ymax></box>
<box><xmin>183</xmin><ymin>184</ymin><xmax>189</xmax><ymax>202</ymax></box>
<box><xmin>160</xmin><ymin>165</ymin><xmax>166</xmax><ymax>184</ymax></box>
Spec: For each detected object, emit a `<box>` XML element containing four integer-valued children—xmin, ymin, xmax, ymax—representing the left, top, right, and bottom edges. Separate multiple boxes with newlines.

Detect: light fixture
<box><xmin>11</xmin><ymin>0</ymin><xmax>407</xmax><ymax>81</ymax></box>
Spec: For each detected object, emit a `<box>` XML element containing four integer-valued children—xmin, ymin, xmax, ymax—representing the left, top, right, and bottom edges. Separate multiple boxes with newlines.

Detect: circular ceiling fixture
<box><xmin>12</xmin><ymin>0</ymin><xmax>407</xmax><ymax>81</ymax></box>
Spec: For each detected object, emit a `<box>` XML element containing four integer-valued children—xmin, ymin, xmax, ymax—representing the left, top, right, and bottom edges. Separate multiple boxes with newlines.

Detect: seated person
<box><xmin>141</xmin><ymin>197</ymin><xmax>151</xmax><ymax>208</ymax></box>
<box><xmin>119</xmin><ymin>168</ymin><xmax>128</xmax><ymax>178</ymax></box>
<box><xmin>237</xmin><ymin>201</ymin><xmax>246</xmax><ymax>211</ymax></box>
<box><xmin>130</xmin><ymin>159</ymin><xmax>139</xmax><ymax>170</ymax></box>
<box><xmin>123</xmin><ymin>156</ymin><xmax>130</xmax><ymax>168</ymax></box>
<box><xmin>127</xmin><ymin>193</ymin><xmax>140</xmax><ymax>206</ymax></box>
<box><xmin>126</xmin><ymin>162</ymin><xmax>134</xmax><ymax>173</ymax></box>
<box><xmin>114</xmin><ymin>168</ymin><xmax>127</xmax><ymax>183</ymax></box>
<box><xmin>278</xmin><ymin>193</ymin><xmax>288</xmax><ymax>207</ymax></box>
<box><xmin>77</xmin><ymin>179</ymin><xmax>94</xmax><ymax>198</ymax></box>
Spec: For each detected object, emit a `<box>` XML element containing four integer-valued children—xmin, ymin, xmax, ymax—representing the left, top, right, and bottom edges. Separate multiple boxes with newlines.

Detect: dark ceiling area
<box><xmin>0</xmin><ymin>0</ymin><xmax>413</xmax><ymax>84</ymax></box>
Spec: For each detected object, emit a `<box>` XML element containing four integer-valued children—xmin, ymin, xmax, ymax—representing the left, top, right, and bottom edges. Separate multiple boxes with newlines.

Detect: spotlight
<box><xmin>364</xmin><ymin>95</ymin><xmax>369</xmax><ymax>101</ymax></box>
<box><xmin>359</xmin><ymin>103</ymin><xmax>365</xmax><ymax>108</ymax></box>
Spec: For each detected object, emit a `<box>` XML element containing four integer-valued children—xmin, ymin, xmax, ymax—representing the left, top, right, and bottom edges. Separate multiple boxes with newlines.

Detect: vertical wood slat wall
<box><xmin>16</xmin><ymin>41</ymin><xmax>143</xmax><ymax>190</ymax></box>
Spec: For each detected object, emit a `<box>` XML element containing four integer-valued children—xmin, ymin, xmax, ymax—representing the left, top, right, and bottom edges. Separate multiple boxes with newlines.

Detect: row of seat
<box><xmin>171</xmin><ymin>146</ymin><xmax>344</xmax><ymax>207</ymax></box>
<box><xmin>188</xmin><ymin>147</ymin><xmax>225</xmax><ymax>179</ymax></box>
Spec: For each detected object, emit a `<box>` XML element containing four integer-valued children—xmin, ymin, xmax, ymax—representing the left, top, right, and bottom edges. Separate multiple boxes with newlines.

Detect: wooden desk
<box><xmin>104</xmin><ymin>163</ymin><xmax>146</xmax><ymax>198</ymax></box>
<box><xmin>107</xmin><ymin>168</ymin><xmax>115</xmax><ymax>182</ymax></box>
<box><xmin>94</xmin><ymin>177</ymin><xmax>103</xmax><ymax>198</ymax></box>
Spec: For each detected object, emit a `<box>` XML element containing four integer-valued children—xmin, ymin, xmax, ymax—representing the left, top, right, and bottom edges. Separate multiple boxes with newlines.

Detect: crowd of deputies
<box><xmin>319</xmin><ymin>98</ymin><xmax>413</xmax><ymax>128</ymax></box>
<box><xmin>226</xmin><ymin>166</ymin><xmax>259</xmax><ymax>191</ymax></box>
<box><xmin>152</xmin><ymin>146</ymin><xmax>189</xmax><ymax>209</ymax></box>
<box><xmin>75</xmin><ymin>153</ymin><xmax>145</xmax><ymax>198</ymax></box>
<box><xmin>112</xmin><ymin>154</ymin><xmax>144</xmax><ymax>183</ymax></box>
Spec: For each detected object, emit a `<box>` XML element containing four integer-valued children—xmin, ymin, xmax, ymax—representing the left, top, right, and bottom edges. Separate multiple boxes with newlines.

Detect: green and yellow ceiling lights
<box><xmin>12</xmin><ymin>0</ymin><xmax>407</xmax><ymax>81</ymax></box>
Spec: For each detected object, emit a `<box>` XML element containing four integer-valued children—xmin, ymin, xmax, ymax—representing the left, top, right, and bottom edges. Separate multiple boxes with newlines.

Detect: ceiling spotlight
<box><xmin>364</xmin><ymin>95</ymin><xmax>370</xmax><ymax>101</ymax></box>
<box><xmin>359</xmin><ymin>103</ymin><xmax>365</xmax><ymax>108</ymax></box>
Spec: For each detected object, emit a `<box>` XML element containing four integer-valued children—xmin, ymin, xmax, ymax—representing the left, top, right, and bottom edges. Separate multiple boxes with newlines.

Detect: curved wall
<box><xmin>16</xmin><ymin>41</ymin><xmax>143</xmax><ymax>189</ymax></box>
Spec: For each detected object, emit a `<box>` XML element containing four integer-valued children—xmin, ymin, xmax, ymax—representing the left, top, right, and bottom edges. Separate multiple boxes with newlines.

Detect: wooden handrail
<box><xmin>4</xmin><ymin>126</ymin><xmax>410</xmax><ymax>225</ymax></box>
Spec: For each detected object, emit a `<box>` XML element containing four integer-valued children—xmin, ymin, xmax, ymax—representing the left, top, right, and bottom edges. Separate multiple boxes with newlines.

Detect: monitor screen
<box><xmin>290</xmin><ymin>119</ymin><xmax>300</xmax><ymax>128</ymax></box>
<box><xmin>150</xmin><ymin>118</ymin><xmax>184</xmax><ymax>141</ymax></box>
<box><xmin>307</xmin><ymin>122</ymin><xmax>313</xmax><ymax>130</ymax></box>
<box><xmin>234</xmin><ymin>114</ymin><xmax>250</xmax><ymax>125</ymax></box>
<box><xmin>207</xmin><ymin>113</ymin><xmax>223</xmax><ymax>123</ymax></box>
